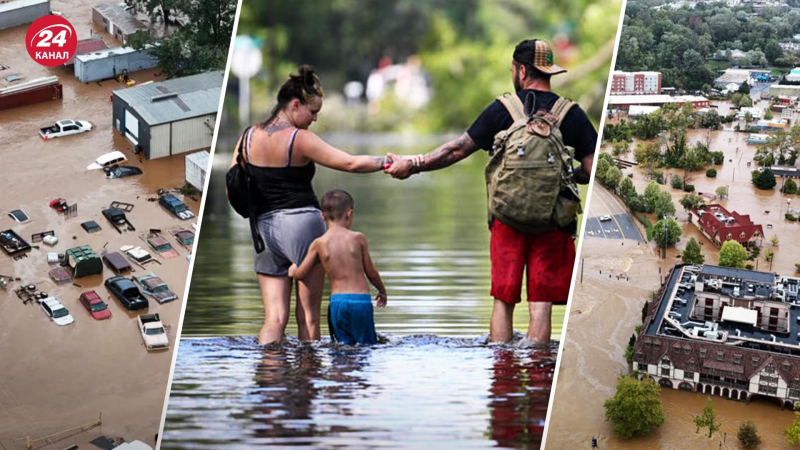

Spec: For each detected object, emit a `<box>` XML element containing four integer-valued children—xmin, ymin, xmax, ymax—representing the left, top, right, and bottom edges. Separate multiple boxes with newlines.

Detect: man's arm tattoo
<box><xmin>419</xmin><ymin>132</ymin><xmax>479</xmax><ymax>172</ymax></box>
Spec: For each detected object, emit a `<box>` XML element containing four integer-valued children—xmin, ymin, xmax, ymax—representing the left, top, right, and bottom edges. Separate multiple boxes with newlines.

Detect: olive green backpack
<box><xmin>485</xmin><ymin>92</ymin><xmax>582</xmax><ymax>233</ymax></box>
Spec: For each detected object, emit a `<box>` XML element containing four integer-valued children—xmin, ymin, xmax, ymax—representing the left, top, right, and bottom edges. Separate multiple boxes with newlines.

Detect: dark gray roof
<box><xmin>701</xmin><ymin>264</ymin><xmax>775</xmax><ymax>284</ymax></box>
<box><xmin>93</xmin><ymin>2</ymin><xmax>146</xmax><ymax>36</ymax></box>
<box><xmin>770</xmin><ymin>166</ymin><xmax>800</xmax><ymax>178</ymax></box>
<box><xmin>113</xmin><ymin>71</ymin><xmax>223</xmax><ymax>126</ymax></box>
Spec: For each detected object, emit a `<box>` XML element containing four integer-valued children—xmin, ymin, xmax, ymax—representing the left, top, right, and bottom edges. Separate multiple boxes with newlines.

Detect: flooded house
<box><xmin>74</xmin><ymin>45</ymin><xmax>159</xmax><ymax>83</ymax></box>
<box><xmin>111</xmin><ymin>71</ymin><xmax>222</xmax><ymax>159</ymax></box>
<box><xmin>689</xmin><ymin>204</ymin><xmax>764</xmax><ymax>248</ymax></box>
<box><xmin>92</xmin><ymin>1</ymin><xmax>146</xmax><ymax>45</ymax></box>
<box><xmin>633</xmin><ymin>264</ymin><xmax>800</xmax><ymax>410</ymax></box>
<box><xmin>0</xmin><ymin>0</ymin><xmax>50</xmax><ymax>30</ymax></box>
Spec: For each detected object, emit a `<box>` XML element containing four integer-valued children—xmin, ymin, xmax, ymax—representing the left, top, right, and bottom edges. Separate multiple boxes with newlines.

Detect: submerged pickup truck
<box><xmin>40</xmin><ymin>120</ymin><xmax>92</xmax><ymax>139</ymax></box>
<box><xmin>138</xmin><ymin>313</ymin><xmax>169</xmax><ymax>350</ymax></box>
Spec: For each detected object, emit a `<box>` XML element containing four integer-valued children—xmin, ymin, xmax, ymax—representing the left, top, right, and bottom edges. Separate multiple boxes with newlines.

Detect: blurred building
<box><xmin>0</xmin><ymin>0</ymin><xmax>49</xmax><ymax>30</ymax></box>
<box><xmin>92</xmin><ymin>1</ymin><xmax>147</xmax><ymax>45</ymax></box>
<box><xmin>608</xmin><ymin>94</ymin><xmax>708</xmax><ymax>110</ymax></box>
<box><xmin>610</xmin><ymin>71</ymin><xmax>662</xmax><ymax>95</ymax></box>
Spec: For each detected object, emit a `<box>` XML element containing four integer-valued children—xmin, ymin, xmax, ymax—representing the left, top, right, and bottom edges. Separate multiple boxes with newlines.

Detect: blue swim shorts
<box><xmin>328</xmin><ymin>293</ymin><xmax>377</xmax><ymax>346</ymax></box>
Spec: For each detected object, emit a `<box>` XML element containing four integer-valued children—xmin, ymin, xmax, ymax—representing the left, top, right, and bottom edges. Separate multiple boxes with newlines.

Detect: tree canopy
<box><xmin>719</xmin><ymin>240</ymin><xmax>749</xmax><ymax>268</ymax></box>
<box><xmin>604</xmin><ymin>376</ymin><xmax>665</xmax><ymax>439</ymax></box>
<box><xmin>682</xmin><ymin>237</ymin><xmax>705</xmax><ymax>264</ymax></box>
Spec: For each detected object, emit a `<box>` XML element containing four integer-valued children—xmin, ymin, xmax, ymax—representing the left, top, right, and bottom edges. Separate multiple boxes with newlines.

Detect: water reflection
<box><xmin>162</xmin><ymin>336</ymin><xmax>558</xmax><ymax>449</ymax></box>
<box><xmin>488</xmin><ymin>349</ymin><xmax>554</xmax><ymax>449</ymax></box>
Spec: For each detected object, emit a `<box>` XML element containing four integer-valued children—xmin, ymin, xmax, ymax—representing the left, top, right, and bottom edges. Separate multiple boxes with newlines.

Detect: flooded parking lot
<box><xmin>0</xmin><ymin>2</ymin><xmax>203</xmax><ymax>448</ymax></box>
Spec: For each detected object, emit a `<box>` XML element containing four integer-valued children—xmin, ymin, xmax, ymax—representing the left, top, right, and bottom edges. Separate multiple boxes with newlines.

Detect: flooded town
<box><xmin>0</xmin><ymin>0</ymin><xmax>230</xmax><ymax>448</ymax></box>
<box><xmin>548</xmin><ymin>0</ymin><xmax>800</xmax><ymax>447</ymax></box>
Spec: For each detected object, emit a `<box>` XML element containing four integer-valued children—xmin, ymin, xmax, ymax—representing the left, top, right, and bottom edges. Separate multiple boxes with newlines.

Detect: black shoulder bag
<box><xmin>226</xmin><ymin>126</ymin><xmax>265</xmax><ymax>253</ymax></box>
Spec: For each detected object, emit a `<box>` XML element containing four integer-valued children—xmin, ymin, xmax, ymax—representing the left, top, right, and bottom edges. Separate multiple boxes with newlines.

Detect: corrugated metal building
<box><xmin>74</xmin><ymin>46</ymin><xmax>158</xmax><ymax>82</ymax></box>
<box><xmin>111</xmin><ymin>71</ymin><xmax>222</xmax><ymax>159</ymax></box>
<box><xmin>185</xmin><ymin>151</ymin><xmax>210</xmax><ymax>191</ymax></box>
<box><xmin>92</xmin><ymin>1</ymin><xmax>146</xmax><ymax>44</ymax></box>
<box><xmin>0</xmin><ymin>0</ymin><xmax>50</xmax><ymax>30</ymax></box>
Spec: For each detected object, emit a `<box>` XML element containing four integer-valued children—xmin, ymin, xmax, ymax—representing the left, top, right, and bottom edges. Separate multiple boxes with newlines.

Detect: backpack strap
<box><xmin>551</xmin><ymin>97</ymin><xmax>576</xmax><ymax>127</ymax></box>
<box><xmin>496</xmin><ymin>93</ymin><xmax>527</xmax><ymax>123</ymax></box>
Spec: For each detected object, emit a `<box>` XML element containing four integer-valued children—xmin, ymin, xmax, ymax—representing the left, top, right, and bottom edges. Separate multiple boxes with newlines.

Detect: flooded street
<box><xmin>0</xmin><ymin>2</ymin><xmax>202</xmax><ymax>448</ymax></box>
<box><xmin>161</xmin><ymin>138</ymin><xmax>571</xmax><ymax>448</ymax></box>
<box><xmin>546</xmin><ymin>181</ymin><xmax>795</xmax><ymax>449</ymax></box>
<box><xmin>163</xmin><ymin>337</ymin><xmax>555</xmax><ymax>450</ymax></box>
<box><xmin>610</xmin><ymin>106</ymin><xmax>800</xmax><ymax>276</ymax></box>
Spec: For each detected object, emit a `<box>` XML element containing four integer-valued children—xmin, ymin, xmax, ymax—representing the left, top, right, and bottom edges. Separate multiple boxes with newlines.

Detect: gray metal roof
<box><xmin>701</xmin><ymin>265</ymin><xmax>775</xmax><ymax>284</ymax></box>
<box><xmin>0</xmin><ymin>0</ymin><xmax>48</xmax><ymax>14</ymax></box>
<box><xmin>92</xmin><ymin>2</ymin><xmax>146</xmax><ymax>36</ymax></box>
<box><xmin>113</xmin><ymin>71</ymin><xmax>223</xmax><ymax>126</ymax></box>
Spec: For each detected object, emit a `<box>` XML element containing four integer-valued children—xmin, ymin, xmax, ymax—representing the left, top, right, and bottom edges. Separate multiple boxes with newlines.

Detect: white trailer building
<box><xmin>0</xmin><ymin>0</ymin><xmax>50</xmax><ymax>30</ymax></box>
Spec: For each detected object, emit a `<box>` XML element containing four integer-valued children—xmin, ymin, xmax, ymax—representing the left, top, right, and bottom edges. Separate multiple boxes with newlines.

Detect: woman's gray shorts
<box><xmin>254</xmin><ymin>207</ymin><xmax>326</xmax><ymax>276</ymax></box>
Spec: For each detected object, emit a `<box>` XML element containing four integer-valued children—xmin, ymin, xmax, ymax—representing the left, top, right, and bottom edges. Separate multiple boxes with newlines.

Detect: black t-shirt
<box><xmin>467</xmin><ymin>89</ymin><xmax>597</xmax><ymax>161</ymax></box>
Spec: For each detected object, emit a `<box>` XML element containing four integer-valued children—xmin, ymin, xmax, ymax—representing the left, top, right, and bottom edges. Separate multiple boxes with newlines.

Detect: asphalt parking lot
<box><xmin>584</xmin><ymin>213</ymin><xmax>643</xmax><ymax>241</ymax></box>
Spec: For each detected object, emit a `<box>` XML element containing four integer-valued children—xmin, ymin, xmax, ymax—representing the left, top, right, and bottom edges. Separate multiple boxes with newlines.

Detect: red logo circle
<box><xmin>25</xmin><ymin>15</ymin><xmax>78</xmax><ymax>67</ymax></box>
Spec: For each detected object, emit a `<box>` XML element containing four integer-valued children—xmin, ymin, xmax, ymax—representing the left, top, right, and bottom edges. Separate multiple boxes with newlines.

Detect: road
<box><xmin>583</xmin><ymin>184</ymin><xmax>644</xmax><ymax>241</ymax></box>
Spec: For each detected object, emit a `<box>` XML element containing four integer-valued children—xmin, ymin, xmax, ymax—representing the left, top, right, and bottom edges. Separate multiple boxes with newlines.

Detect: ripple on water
<box><xmin>162</xmin><ymin>335</ymin><xmax>557</xmax><ymax>449</ymax></box>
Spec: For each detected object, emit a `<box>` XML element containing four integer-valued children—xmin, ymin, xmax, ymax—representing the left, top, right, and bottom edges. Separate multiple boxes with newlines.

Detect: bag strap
<box><xmin>286</xmin><ymin>128</ymin><xmax>299</xmax><ymax>167</ymax></box>
<box><xmin>551</xmin><ymin>97</ymin><xmax>576</xmax><ymax>127</ymax></box>
<box><xmin>236</xmin><ymin>126</ymin><xmax>254</xmax><ymax>166</ymax></box>
<box><xmin>496</xmin><ymin>93</ymin><xmax>527</xmax><ymax>123</ymax></box>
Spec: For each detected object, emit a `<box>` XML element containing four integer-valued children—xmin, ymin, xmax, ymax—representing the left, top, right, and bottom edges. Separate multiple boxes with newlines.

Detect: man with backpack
<box><xmin>385</xmin><ymin>39</ymin><xmax>597</xmax><ymax>344</ymax></box>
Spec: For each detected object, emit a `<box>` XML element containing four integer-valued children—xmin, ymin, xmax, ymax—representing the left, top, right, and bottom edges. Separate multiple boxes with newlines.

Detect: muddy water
<box><xmin>545</xmin><ymin>183</ymin><xmax>794</xmax><ymax>449</ymax></box>
<box><xmin>0</xmin><ymin>2</ymin><xmax>205</xmax><ymax>449</ymax></box>
<box><xmin>608</xmin><ymin>102</ymin><xmax>800</xmax><ymax>276</ymax></box>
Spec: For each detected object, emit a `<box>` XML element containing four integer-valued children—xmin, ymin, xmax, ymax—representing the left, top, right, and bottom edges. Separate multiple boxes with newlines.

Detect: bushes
<box><xmin>710</xmin><ymin>151</ymin><xmax>724</xmax><ymax>165</ymax></box>
<box><xmin>783</xmin><ymin>179</ymin><xmax>798</xmax><ymax>195</ymax></box>
<box><xmin>787</xmin><ymin>213</ymin><xmax>798</xmax><ymax>221</ymax></box>
<box><xmin>706</xmin><ymin>168</ymin><xmax>717</xmax><ymax>178</ymax></box>
<box><xmin>671</xmin><ymin>174</ymin><xmax>684</xmax><ymax>189</ymax></box>
<box><xmin>683</xmin><ymin>184</ymin><xmax>695</xmax><ymax>193</ymax></box>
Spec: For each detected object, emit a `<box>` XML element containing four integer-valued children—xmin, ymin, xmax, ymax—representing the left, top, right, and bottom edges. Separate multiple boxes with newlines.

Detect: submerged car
<box><xmin>145</xmin><ymin>235</ymin><xmax>179</xmax><ymax>259</ymax></box>
<box><xmin>105</xmin><ymin>165</ymin><xmax>143</xmax><ymax>179</ymax></box>
<box><xmin>171</xmin><ymin>229</ymin><xmax>195</xmax><ymax>251</ymax></box>
<box><xmin>87</xmin><ymin>151</ymin><xmax>127</xmax><ymax>171</ymax></box>
<box><xmin>8</xmin><ymin>209</ymin><xmax>30</xmax><ymax>223</ymax></box>
<box><xmin>39</xmin><ymin>296</ymin><xmax>75</xmax><ymax>325</ymax></box>
<box><xmin>158</xmin><ymin>195</ymin><xmax>194</xmax><ymax>220</ymax></box>
<box><xmin>79</xmin><ymin>290</ymin><xmax>112</xmax><ymax>320</ymax></box>
<box><xmin>105</xmin><ymin>276</ymin><xmax>149</xmax><ymax>311</ymax></box>
<box><xmin>134</xmin><ymin>272</ymin><xmax>177</xmax><ymax>303</ymax></box>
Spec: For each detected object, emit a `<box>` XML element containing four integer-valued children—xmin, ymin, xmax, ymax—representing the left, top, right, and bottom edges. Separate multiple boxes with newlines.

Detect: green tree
<box><xmin>682</xmin><ymin>237</ymin><xmax>705</xmax><ymax>264</ymax></box>
<box><xmin>783</xmin><ymin>178</ymin><xmax>798</xmax><ymax>194</ymax></box>
<box><xmin>738</xmin><ymin>81</ymin><xmax>751</xmax><ymax>94</ymax></box>
<box><xmin>771</xmin><ymin>234</ymin><xmax>780</xmax><ymax>246</ymax></box>
<box><xmin>130</xmin><ymin>0</ymin><xmax>237</xmax><ymax>78</ymax></box>
<box><xmin>644</xmin><ymin>181</ymin><xmax>662</xmax><ymax>213</ymax></box>
<box><xmin>765</xmin><ymin>39</ymin><xmax>784</xmax><ymax>64</ymax></box>
<box><xmin>719</xmin><ymin>240</ymin><xmax>749</xmax><ymax>268</ymax></box>
<box><xmin>694</xmin><ymin>397</ymin><xmax>720</xmax><ymax>438</ymax></box>
<box><xmin>619</xmin><ymin>177</ymin><xmax>636</xmax><ymax>200</ymax></box>
<box><xmin>784</xmin><ymin>411</ymin><xmax>800</xmax><ymax>450</ymax></box>
<box><xmin>738</xmin><ymin>421</ymin><xmax>761</xmax><ymax>448</ymax></box>
<box><xmin>680</xmin><ymin>194</ymin><xmax>704</xmax><ymax>212</ymax></box>
<box><xmin>715</xmin><ymin>186</ymin><xmax>728</xmax><ymax>199</ymax></box>
<box><xmin>752</xmin><ymin>169</ymin><xmax>777</xmax><ymax>190</ymax></box>
<box><xmin>129</xmin><ymin>0</ymin><xmax>180</xmax><ymax>26</ymax></box>
<box><xmin>605</xmin><ymin>166</ymin><xmax>622</xmax><ymax>191</ymax></box>
<box><xmin>671</xmin><ymin>174</ymin><xmax>684</xmax><ymax>189</ymax></box>
<box><xmin>764</xmin><ymin>108</ymin><xmax>774</xmax><ymax>120</ymax></box>
<box><xmin>653</xmin><ymin>218</ymin><xmax>682</xmax><ymax>248</ymax></box>
<box><xmin>596</xmin><ymin>158</ymin><xmax>610</xmax><ymax>183</ymax></box>
<box><xmin>654</xmin><ymin>191</ymin><xmax>676</xmax><ymax>218</ymax></box>
<box><xmin>604</xmin><ymin>376</ymin><xmax>665</xmax><ymax>439</ymax></box>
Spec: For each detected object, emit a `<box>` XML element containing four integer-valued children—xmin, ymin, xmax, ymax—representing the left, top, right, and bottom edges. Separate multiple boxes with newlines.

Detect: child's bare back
<box><xmin>314</xmin><ymin>227</ymin><xmax>371</xmax><ymax>295</ymax></box>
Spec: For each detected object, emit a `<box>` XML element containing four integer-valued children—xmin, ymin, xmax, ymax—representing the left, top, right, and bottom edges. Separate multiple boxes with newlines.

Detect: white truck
<box><xmin>138</xmin><ymin>313</ymin><xmax>169</xmax><ymax>350</ymax></box>
<box><xmin>39</xmin><ymin>120</ymin><xmax>92</xmax><ymax>139</ymax></box>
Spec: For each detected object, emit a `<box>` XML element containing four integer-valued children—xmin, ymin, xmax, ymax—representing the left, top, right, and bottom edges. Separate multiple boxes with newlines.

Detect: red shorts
<box><xmin>490</xmin><ymin>220</ymin><xmax>575</xmax><ymax>304</ymax></box>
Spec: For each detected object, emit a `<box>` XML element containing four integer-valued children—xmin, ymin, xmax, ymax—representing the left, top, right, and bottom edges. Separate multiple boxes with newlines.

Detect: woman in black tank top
<box><xmin>230</xmin><ymin>66</ymin><xmax>387</xmax><ymax>345</ymax></box>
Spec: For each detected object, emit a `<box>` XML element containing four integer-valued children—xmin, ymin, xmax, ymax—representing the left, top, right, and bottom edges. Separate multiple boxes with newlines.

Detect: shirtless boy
<box><xmin>289</xmin><ymin>189</ymin><xmax>387</xmax><ymax>345</ymax></box>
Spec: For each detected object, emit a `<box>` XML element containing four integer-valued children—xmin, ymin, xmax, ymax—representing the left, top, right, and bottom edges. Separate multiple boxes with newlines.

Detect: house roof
<box><xmin>92</xmin><ymin>2</ymin><xmax>146</xmax><ymax>36</ymax></box>
<box><xmin>0</xmin><ymin>0</ymin><xmax>48</xmax><ymax>14</ymax></box>
<box><xmin>692</xmin><ymin>204</ymin><xmax>764</xmax><ymax>246</ymax></box>
<box><xmin>701</xmin><ymin>265</ymin><xmax>775</xmax><ymax>284</ymax></box>
<box><xmin>66</xmin><ymin>36</ymin><xmax>108</xmax><ymax>65</ymax></box>
<box><xmin>113</xmin><ymin>71</ymin><xmax>223</xmax><ymax>125</ymax></box>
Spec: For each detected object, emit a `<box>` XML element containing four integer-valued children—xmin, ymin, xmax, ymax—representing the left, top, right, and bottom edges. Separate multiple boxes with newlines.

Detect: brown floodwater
<box><xmin>609</xmin><ymin>101</ymin><xmax>799</xmax><ymax>276</ymax></box>
<box><xmin>545</xmin><ymin>174</ymin><xmax>796</xmax><ymax>448</ymax></box>
<box><xmin>0</xmin><ymin>2</ymin><xmax>202</xmax><ymax>449</ymax></box>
